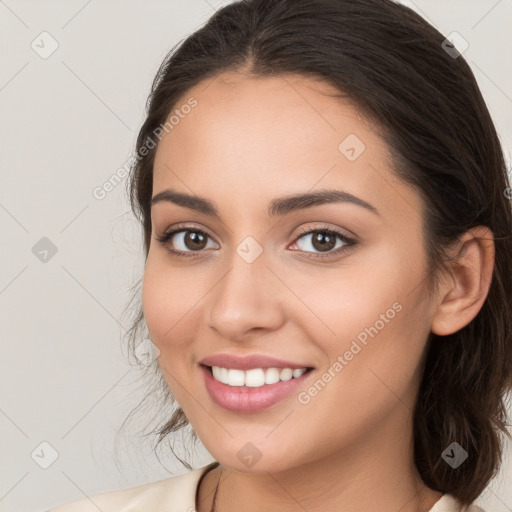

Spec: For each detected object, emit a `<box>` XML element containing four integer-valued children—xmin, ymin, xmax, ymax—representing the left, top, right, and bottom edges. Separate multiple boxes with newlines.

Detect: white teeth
<box><xmin>227</xmin><ymin>368</ymin><xmax>245</xmax><ymax>386</ymax></box>
<box><xmin>280</xmin><ymin>368</ymin><xmax>309</xmax><ymax>380</ymax></box>
<box><xmin>280</xmin><ymin>368</ymin><xmax>293</xmax><ymax>381</ymax></box>
<box><xmin>245</xmin><ymin>368</ymin><xmax>265</xmax><ymax>387</ymax></box>
<box><xmin>211</xmin><ymin>366</ymin><xmax>309</xmax><ymax>387</ymax></box>
<box><xmin>292</xmin><ymin>368</ymin><xmax>307</xmax><ymax>378</ymax></box>
<box><xmin>265</xmin><ymin>367</ymin><xmax>281</xmax><ymax>385</ymax></box>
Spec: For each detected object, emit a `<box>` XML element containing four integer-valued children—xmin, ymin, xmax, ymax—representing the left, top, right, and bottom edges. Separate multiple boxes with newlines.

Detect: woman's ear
<box><xmin>430</xmin><ymin>226</ymin><xmax>495</xmax><ymax>336</ymax></box>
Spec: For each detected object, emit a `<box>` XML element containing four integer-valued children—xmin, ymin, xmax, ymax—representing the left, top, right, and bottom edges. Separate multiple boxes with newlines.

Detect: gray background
<box><xmin>0</xmin><ymin>1</ymin><xmax>511</xmax><ymax>511</ymax></box>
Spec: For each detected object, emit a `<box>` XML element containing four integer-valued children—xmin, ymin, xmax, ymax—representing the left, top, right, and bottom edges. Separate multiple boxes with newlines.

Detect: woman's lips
<box><xmin>200</xmin><ymin>353</ymin><xmax>313</xmax><ymax>370</ymax></box>
<box><xmin>200</xmin><ymin>364</ymin><xmax>315</xmax><ymax>413</ymax></box>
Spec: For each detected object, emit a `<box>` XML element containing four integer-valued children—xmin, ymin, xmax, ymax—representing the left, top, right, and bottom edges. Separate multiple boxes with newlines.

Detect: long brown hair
<box><xmin>120</xmin><ymin>0</ymin><xmax>512</xmax><ymax>504</ymax></box>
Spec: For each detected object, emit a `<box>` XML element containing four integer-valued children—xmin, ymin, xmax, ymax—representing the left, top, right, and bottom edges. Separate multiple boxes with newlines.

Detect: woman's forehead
<box><xmin>151</xmin><ymin>73</ymin><xmax>422</xmax><ymax>223</ymax></box>
<box><xmin>154</xmin><ymin>74</ymin><xmax>385</xmax><ymax>177</ymax></box>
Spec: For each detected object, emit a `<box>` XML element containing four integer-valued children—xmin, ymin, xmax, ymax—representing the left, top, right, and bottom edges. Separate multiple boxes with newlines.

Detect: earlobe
<box><xmin>430</xmin><ymin>226</ymin><xmax>495</xmax><ymax>336</ymax></box>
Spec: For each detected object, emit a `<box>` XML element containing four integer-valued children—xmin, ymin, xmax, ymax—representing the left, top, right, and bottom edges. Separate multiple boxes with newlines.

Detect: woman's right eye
<box><xmin>156</xmin><ymin>227</ymin><xmax>219</xmax><ymax>258</ymax></box>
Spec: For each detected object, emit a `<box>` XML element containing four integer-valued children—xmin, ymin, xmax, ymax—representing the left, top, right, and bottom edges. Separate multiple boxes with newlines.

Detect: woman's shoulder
<box><xmin>45</xmin><ymin>461</ymin><xmax>219</xmax><ymax>512</ymax></box>
<box><xmin>429</xmin><ymin>493</ymin><xmax>487</xmax><ymax>512</ymax></box>
<box><xmin>45</xmin><ymin>466</ymin><xmax>488</xmax><ymax>512</ymax></box>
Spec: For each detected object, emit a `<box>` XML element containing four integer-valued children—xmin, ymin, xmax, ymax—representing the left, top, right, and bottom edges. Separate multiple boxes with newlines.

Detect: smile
<box><xmin>209</xmin><ymin>365</ymin><xmax>310</xmax><ymax>387</ymax></box>
<box><xmin>200</xmin><ymin>364</ymin><xmax>315</xmax><ymax>413</ymax></box>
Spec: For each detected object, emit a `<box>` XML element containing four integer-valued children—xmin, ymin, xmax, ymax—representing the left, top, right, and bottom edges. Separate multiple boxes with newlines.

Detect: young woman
<box><xmin>49</xmin><ymin>0</ymin><xmax>511</xmax><ymax>511</ymax></box>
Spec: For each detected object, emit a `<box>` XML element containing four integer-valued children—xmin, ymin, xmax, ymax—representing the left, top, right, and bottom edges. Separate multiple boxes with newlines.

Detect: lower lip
<box><xmin>200</xmin><ymin>364</ymin><xmax>314</xmax><ymax>413</ymax></box>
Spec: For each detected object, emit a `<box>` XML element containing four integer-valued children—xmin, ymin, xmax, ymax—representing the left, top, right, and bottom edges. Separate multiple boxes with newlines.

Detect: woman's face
<box><xmin>142</xmin><ymin>71</ymin><xmax>437</xmax><ymax>472</ymax></box>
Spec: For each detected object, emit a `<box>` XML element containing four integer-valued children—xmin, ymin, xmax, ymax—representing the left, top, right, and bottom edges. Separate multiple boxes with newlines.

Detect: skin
<box><xmin>142</xmin><ymin>71</ymin><xmax>495</xmax><ymax>512</ymax></box>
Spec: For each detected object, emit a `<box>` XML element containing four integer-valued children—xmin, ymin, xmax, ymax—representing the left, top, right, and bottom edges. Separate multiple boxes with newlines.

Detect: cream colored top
<box><xmin>46</xmin><ymin>461</ymin><xmax>486</xmax><ymax>512</ymax></box>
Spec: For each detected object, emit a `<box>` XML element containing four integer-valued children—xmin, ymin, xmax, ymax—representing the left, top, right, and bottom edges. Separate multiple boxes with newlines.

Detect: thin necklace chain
<box><xmin>206</xmin><ymin>464</ymin><xmax>437</xmax><ymax>512</ymax></box>
<box><xmin>209</xmin><ymin>465</ymin><xmax>222</xmax><ymax>512</ymax></box>
<box><xmin>204</xmin><ymin>465</ymin><xmax>440</xmax><ymax>512</ymax></box>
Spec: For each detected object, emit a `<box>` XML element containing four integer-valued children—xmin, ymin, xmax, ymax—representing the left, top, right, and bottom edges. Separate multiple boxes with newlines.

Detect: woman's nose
<box><xmin>207</xmin><ymin>244</ymin><xmax>285</xmax><ymax>341</ymax></box>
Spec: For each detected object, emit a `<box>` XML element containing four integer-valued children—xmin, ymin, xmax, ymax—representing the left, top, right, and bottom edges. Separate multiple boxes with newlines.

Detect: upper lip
<box><xmin>199</xmin><ymin>353</ymin><xmax>314</xmax><ymax>371</ymax></box>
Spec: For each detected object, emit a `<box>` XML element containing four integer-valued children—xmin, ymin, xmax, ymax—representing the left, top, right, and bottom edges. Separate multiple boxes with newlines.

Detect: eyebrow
<box><xmin>150</xmin><ymin>188</ymin><xmax>380</xmax><ymax>218</ymax></box>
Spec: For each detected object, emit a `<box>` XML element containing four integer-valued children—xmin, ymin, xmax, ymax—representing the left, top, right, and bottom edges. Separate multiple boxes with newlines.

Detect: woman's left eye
<box><xmin>290</xmin><ymin>227</ymin><xmax>356</xmax><ymax>259</ymax></box>
<box><xmin>156</xmin><ymin>224</ymin><xmax>356</xmax><ymax>259</ymax></box>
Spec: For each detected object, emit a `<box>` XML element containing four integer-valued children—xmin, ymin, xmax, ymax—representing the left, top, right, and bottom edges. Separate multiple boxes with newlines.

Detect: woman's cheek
<box><xmin>142</xmin><ymin>270</ymin><xmax>191</xmax><ymax>388</ymax></box>
<box><xmin>142</xmin><ymin>273</ymin><xmax>184</xmax><ymax>358</ymax></box>
<box><xmin>142</xmin><ymin>269</ymin><xmax>169</xmax><ymax>340</ymax></box>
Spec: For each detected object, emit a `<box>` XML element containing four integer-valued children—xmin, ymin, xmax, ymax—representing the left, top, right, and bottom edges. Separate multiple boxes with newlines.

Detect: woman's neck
<box><xmin>196</xmin><ymin>457</ymin><xmax>444</xmax><ymax>512</ymax></box>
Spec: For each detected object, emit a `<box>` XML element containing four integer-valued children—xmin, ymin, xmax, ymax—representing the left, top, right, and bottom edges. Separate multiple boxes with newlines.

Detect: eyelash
<box><xmin>155</xmin><ymin>223</ymin><xmax>357</xmax><ymax>260</ymax></box>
